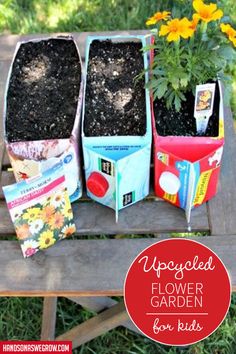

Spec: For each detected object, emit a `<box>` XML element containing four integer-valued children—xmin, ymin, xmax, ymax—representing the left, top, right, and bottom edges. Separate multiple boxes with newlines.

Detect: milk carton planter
<box><xmin>82</xmin><ymin>36</ymin><xmax>152</xmax><ymax>220</ymax></box>
<box><xmin>4</xmin><ymin>37</ymin><xmax>83</xmax><ymax>202</ymax></box>
<box><xmin>145</xmin><ymin>3</ymin><xmax>235</xmax><ymax>225</ymax></box>
<box><xmin>152</xmin><ymin>80</ymin><xmax>224</xmax><ymax>224</ymax></box>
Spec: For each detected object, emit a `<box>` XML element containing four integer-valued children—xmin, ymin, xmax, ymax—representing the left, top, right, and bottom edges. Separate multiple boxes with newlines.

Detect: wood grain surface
<box><xmin>0</xmin><ymin>237</ymin><xmax>235</xmax><ymax>296</ymax></box>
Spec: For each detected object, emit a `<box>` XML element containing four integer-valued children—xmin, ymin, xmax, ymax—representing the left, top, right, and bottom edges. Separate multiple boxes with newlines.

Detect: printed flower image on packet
<box><xmin>3</xmin><ymin>162</ymin><xmax>76</xmax><ymax>258</ymax></box>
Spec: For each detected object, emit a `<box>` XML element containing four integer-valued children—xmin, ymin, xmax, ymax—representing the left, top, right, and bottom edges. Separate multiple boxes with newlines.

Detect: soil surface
<box><xmin>154</xmin><ymin>83</ymin><xmax>220</xmax><ymax>137</ymax></box>
<box><xmin>6</xmin><ymin>38</ymin><xmax>81</xmax><ymax>142</ymax></box>
<box><xmin>84</xmin><ymin>40</ymin><xmax>146</xmax><ymax>137</ymax></box>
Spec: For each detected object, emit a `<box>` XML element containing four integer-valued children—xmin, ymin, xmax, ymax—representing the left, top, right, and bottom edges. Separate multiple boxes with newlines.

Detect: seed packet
<box><xmin>3</xmin><ymin>162</ymin><xmax>76</xmax><ymax>258</ymax></box>
<box><xmin>194</xmin><ymin>83</ymin><xmax>216</xmax><ymax>134</ymax></box>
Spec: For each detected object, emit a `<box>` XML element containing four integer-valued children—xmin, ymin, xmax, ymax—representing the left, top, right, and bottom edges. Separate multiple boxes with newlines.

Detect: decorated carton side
<box><xmin>4</xmin><ymin>36</ymin><xmax>83</xmax><ymax>202</ymax></box>
<box><xmin>82</xmin><ymin>35</ymin><xmax>152</xmax><ymax>220</ymax></box>
<box><xmin>152</xmin><ymin>80</ymin><xmax>225</xmax><ymax>223</ymax></box>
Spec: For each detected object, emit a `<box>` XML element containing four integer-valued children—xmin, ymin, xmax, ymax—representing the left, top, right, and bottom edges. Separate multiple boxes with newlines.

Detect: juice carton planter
<box><xmin>82</xmin><ymin>35</ymin><xmax>152</xmax><ymax>220</ymax></box>
<box><xmin>152</xmin><ymin>81</ymin><xmax>224</xmax><ymax>223</ymax></box>
<box><xmin>4</xmin><ymin>37</ymin><xmax>83</xmax><ymax>202</ymax></box>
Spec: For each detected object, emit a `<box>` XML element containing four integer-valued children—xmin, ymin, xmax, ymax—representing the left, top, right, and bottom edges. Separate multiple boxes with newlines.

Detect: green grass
<box><xmin>0</xmin><ymin>1</ymin><xmax>236</xmax><ymax>352</ymax></box>
<box><xmin>0</xmin><ymin>295</ymin><xmax>236</xmax><ymax>354</ymax></box>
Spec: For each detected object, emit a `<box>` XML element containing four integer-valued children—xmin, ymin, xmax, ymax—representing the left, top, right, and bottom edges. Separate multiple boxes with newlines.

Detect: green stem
<box><xmin>190</xmin><ymin>34</ymin><xmax>195</xmax><ymax>47</ymax></box>
<box><xmin>200</xmin><ymin>21</ymin><xmax>208</xmax><ymax>41</ymax></box>
<box><xmin>174</xmin><ymin>38</ymin><xmax>180</xmax><ymax>65</ymax></box>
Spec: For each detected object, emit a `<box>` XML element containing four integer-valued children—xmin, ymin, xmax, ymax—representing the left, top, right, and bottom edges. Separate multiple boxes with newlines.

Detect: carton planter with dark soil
<box><xmin>4</xmin><ymin>37</ymin><xmax>83</xmax><ymax>202</ymax></box>
<box><xmin>151</xmin><ymin>57</ymin><xmax>225</xmax><ymax>224</ymax></box>
<box><xmin>145</xmin><ymin>2</ymin><xmax>235</xmax><ymax>225</ymax></box>
<box><xmin>82</xmin><ymin>36</ymin><xmax>152</xmax><ymax>219</ymax></box>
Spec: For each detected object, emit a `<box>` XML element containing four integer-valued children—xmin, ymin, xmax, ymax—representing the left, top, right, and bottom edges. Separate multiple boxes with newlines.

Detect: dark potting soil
<box><xmin>6</xmin><ymin>38</ymin><xmax>81</xmax><ymax>142</ymax></box>
<box><xmin>154</xmin><ymin>82</ymin><xmax>220</xmax><ymax>137</ymax></box>
<box><xmin>84</xmin><ymin>40</ymin><xmax>146</xmax><ymax>137</ymax></box>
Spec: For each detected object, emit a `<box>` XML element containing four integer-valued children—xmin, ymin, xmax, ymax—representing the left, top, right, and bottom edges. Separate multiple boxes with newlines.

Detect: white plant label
<box><xmin>194</xmin><ymin>83</ymin><xmax>216</xmax><ymax>135</ymax></box>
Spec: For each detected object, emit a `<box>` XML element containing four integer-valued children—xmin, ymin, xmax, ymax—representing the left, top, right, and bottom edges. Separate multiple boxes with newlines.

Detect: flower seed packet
<box><xmin>194</xmin><ymin>83</ymin><xmax>216</xmax><ymax>134</ymax></box>
<box><xmin>3</xmin><ymin>162</ymin><xmax>76</xmax><ymax>258</ymax></box>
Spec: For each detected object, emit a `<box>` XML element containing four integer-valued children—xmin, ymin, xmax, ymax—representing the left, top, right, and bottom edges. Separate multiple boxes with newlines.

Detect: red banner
<box><xmin>0</xmin><ymin>342</ymin><xmax>72</xmax><ymax>354</ymax></box>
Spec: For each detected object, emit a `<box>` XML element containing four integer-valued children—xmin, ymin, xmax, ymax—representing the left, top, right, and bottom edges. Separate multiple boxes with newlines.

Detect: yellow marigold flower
<box><xmin>189</xmin><ymin>17</ymin><xmax>199</xmax><ymax>31</ymax></box>
<box><xmin>39</xmin><ymin>230</ymin><xmax>56</xmax><ymax>249</ymax></box>
<box><xmin>159</xmin><ymin>18</ymin><xmax>194</xmax><ymax>42</ymax></box>
<box><xmin>220</xmin><ymin>23</ymin><xmax>236</xmax><ymax>41</ymax></box>
<box><xmin>193</xmin><ymin>0</ymin><xmax>223</xmax><ymax>23</ymax></box>
<box><xmin>22</xmin><ymin>207</ymin><xmax>41</xmax><ymax>222</ymax></box>
<box><xmin>146</xmin><ymin>11</ymin><xmax>171</xmax><ymax>26</ymax></box>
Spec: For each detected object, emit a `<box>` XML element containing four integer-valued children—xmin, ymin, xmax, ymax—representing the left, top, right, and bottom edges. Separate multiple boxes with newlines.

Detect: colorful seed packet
<box><xmin>3</xmin><ymin>162</ymin><xmax>76</xmax><ymax>258</ymax></box>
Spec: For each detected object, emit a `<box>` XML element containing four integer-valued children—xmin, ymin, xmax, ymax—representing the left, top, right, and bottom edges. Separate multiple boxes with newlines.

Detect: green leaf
<box><xmin>155</xmin><ymin>81</ymin><xmax>168</xmax><ymax>99</ymax></box>
<box><xmin>166</xmin><ymin>91</ymin><xmax>175</xmax><ymax>109</ymax></box>
<box><xmin>171</xmin><ymin>77</ymin><xmax>179</xmax><ymax>90</ymax></box>
<box><xmin>141</xmin><ymin>44</ymin><xmax>156</xmax><ymax>52</ymax></box>
<box><xmin>218</xmin><ymin>45</ymin><xmax>236</xmax><ymax>61</ymax></box>
<box><xmin>177</xmin><ymin>91</ymin><xmax>187</xmax><ymax>101</ymax></box>
<box><xmin>178</xmin><ymin>73</ymin><xmax>190</xmax><ymax>88</ymax></box>
<box><xmin>152</xmin><ymin>67</ymin><xmax>165</xmax><ymax>75</ymax></box>
<box><xmin>146</xmin><ymin>79</ymin><xmax>160</xmax><ymax>89</ymax></box>
<box><xmin>174</xmin><ymin>93</ymin><xmax>181</xmax><ymax>112</ymax></box>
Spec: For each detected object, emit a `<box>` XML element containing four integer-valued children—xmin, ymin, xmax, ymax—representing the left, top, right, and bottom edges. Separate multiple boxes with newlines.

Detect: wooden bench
<box><xmin>0</xmin><ymin>31</ymin><xmax>236</xmax><ymax>348</ymax></box>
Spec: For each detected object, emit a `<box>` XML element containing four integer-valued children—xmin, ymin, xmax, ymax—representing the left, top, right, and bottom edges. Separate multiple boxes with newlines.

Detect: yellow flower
<box><xmin>62</xmin><ymin>196</ymin><xmax>73</xmax><ymax>220</ymax></box>
<box><xmin>220</xmin><ymin>23</ymin><xmax>236</xmax><ymax>43</ymax></box>
<box><xmin>189</xmin><ymin>17</ymin><xmax>199</xmax><ymax>31</ymax></box>
<box><xmin>146</xmin><ymin>11</ymin><xmax>171</xmax><ymax>26</ymax></box>
<box><xmin>193</xmin><ymin>0</ymin><xmax>223</xmax><ymax>23</ymax></box>
<box><xmin>38</xmin><ymin>230</ymin><xmax>56</xmax><ymax>249</ymax></box>
<box><xmin>22</xmin><ymin>207</ymin><xmax>41</xmax><ymax>222</ymax></box>
<box><xmin>159</xmin><ymin>18</ymin><xmax>194</xmax><ymax>42</ymax></box>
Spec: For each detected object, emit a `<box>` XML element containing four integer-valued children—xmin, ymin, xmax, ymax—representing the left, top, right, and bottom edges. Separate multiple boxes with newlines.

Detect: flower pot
<box><xmin>4</xmin><ymin>36</ymin><xmax>83</xmax><ymax>202</ymax></box>
<box><xmin>82</xmin><ymin>35</ymin><xmax>152</xmax><ymax>220</ymax></box>
<box><xmin>152</xmin><ymin>77</ymin><xmax>224</xmax><ymax>223</ymax></box>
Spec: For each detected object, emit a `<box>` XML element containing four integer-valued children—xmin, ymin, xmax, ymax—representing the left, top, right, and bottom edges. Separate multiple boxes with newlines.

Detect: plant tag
<box><xmin>194</xmin><ymin>83</ymin><xmax>216</xmax><ymax>135</ymax></box>
<box><xmin>2</xmin><ymin>162</ymin><xmax>76</xmax><ymax>258</ymax></box>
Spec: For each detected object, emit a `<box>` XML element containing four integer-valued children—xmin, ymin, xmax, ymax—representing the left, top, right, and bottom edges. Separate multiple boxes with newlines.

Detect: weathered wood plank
<box><xmin>0</xmin><ymin>60</ymin><xmax>11</xmax><ymax>90</ymax></box>
<box><xmin>67</xmin><ymin>296</ymin><xmax>117</xmax><ymax>312</ymax></box>
<box><xmin>0</xmin><ymin>198</ymin><xmax>209</xmax><ymax>236</ymax></box>
<box><xmin>56</xmin><ymin>301</ymin><xmax>129</xmax><ymax>348</ymax></box>
<box><xmin>41</xmin><ymin>297</ymin><xmax>57</xmax><ymax>340</ymax></box>
<box><xmin>72</xmin><ymin>201</ymin><xmax>209</xmax><ymax>234</ymax></box>
<box><xmin>0</xmin><ymin>31</ymin><xmax>148</xmax><ymax>61</ymax></box>
<box><xmin>207</xmin><ymin>106</ymin><xmax>236</xmax><ymax>235</ymax></box>
<box><xmin>0</xmin><ymin>237</ymin><xmax>235</xmax><ymax>296</ymax></box>
<box><xmin>67</xmin><ymin>296</ymin><xmax>141</xmax><ymax>335</ymax></box>
<box><xmin>2</xmin><ymin>151</ymin><xmax>10</xmax><ymax>168</ymax></box>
